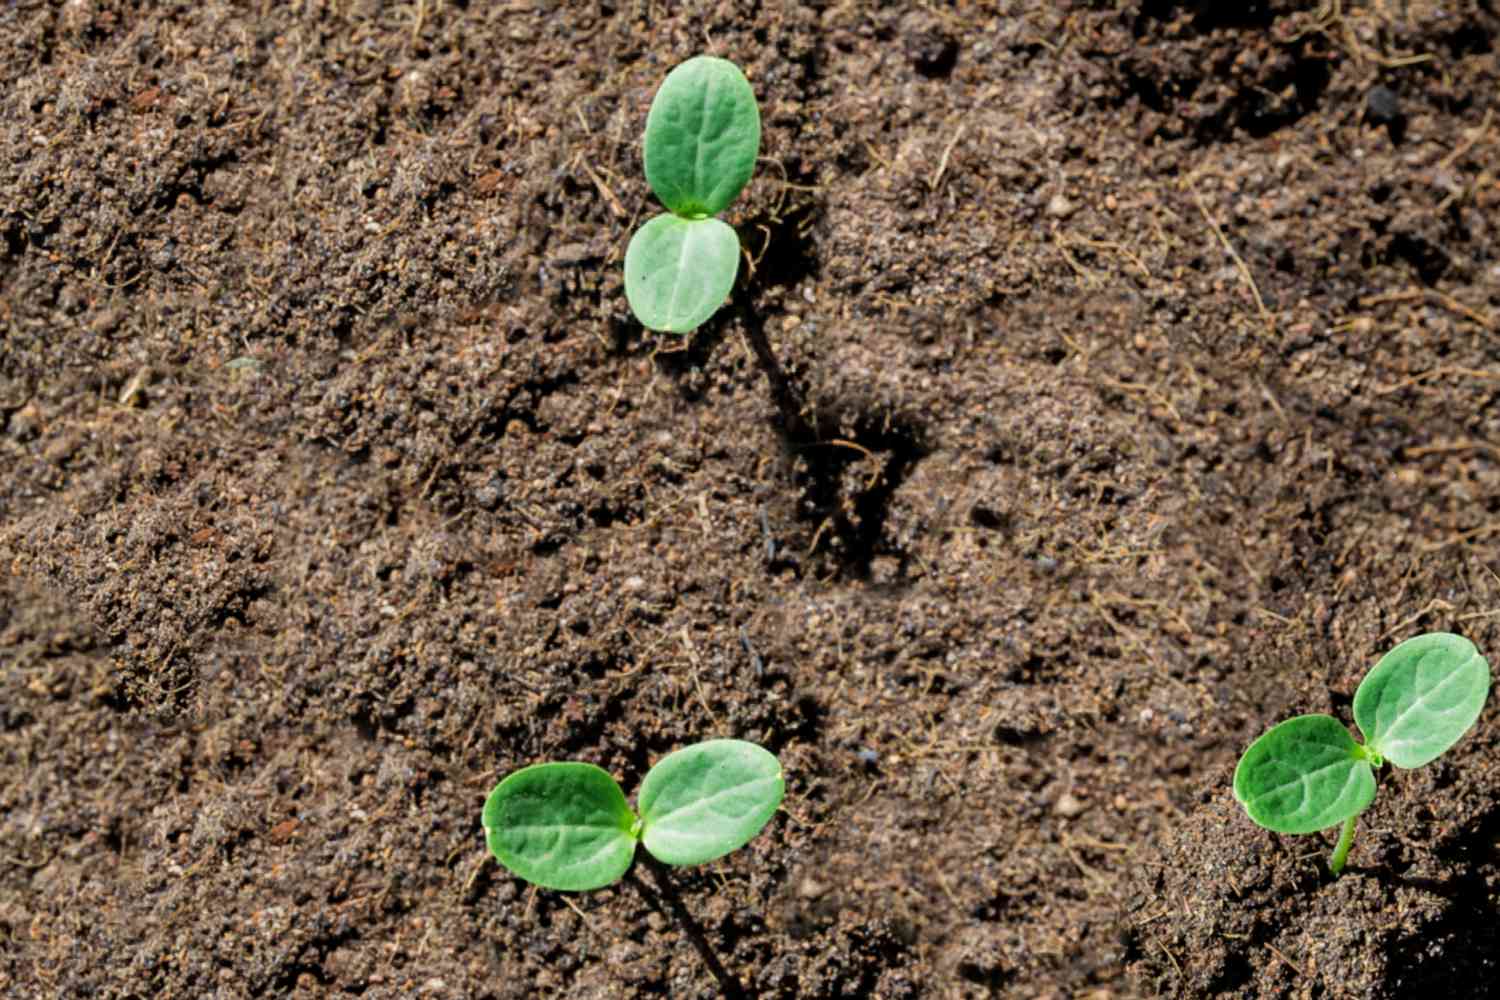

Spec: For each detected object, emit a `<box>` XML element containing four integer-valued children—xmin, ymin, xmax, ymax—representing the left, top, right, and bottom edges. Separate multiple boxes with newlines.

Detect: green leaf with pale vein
<box><xmin>1233</xmin><ymin>714</ymin><xmax>1376</xmax><ymax>834</ymax></box>
<box><xmin>482</xmin><ymin>763</ymin><xmax>637</xmax><ymax>891</ymax></box>
<box><xmin>1355</xmin><ymin>631</ymin><xmax>1490</xmax><ymax>768</ymax></box>
<box><xmin>639</xmin><ymin>739</ymin><xmax>784</xmax><ymax>866</ymax></box>
<box><xmin>643</xmin><ymin>56</ymin><xmax>760</xmax><ymax>218</ymax></box>
<box><xmin>624</xmin><ymin>213</ymin><xmax>739</xmax><ymax>333</ymax></box>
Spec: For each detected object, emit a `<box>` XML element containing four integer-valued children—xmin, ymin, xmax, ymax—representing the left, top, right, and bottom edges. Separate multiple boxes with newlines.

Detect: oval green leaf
<box><xmin>1354</xmin><ymin>632</ymin><xmax>1490</xmax><ymax>769</ymax></box>
<box><xmin>638</xmin><ymin>739</ymin><xmax>784</xmax><ymax>867</ymax></box>
<box><xmin>482</xmin><ymin>762</ymin><xmax>638</xmax><ymax>891</ymax></box>
<box><xmin>1233</xmin><ymin>714</ymin><xmax>1376</xmax><ymax>834</ymax></box>
<box><xmin>643</xmin><ymin>55</ymin><xmax>760</xmax><ymax>218</ymax></box>
<box><xmin>624</xmin><ymin>213</ymin><xmax>739</xmax><ymax>333</ymax></box>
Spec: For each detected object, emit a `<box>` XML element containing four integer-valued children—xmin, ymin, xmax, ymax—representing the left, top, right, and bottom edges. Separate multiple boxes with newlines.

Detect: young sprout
<box><xmin>482</xmin><ymin>739</ymin><xmax>784</xmax><ymax>891</ymax></box>
<box><xmin>624</xmin><ymin>56</ymin><xmax>760</xmax><ymax>334</ymax></box>
<box><xmin>1233</xmin><ymin>632</ymin><xmax>1490</xmax><ymax>876</ymax></box>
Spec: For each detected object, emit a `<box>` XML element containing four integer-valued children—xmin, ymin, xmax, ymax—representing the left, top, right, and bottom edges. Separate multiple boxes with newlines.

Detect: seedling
<box><xmin>1233</xmin><ymin>632</ymin><xmax>1490</xmax><ymax>875</ymax></box>
<box><xmin>482</xmin><ymin>739</ymin><xmax>784</xmax><ymax>891</ymax></box>
<box><xmin>624</xmin><ymin>55</ymin><xmax>760</xmax><ymax>334</ymax></box>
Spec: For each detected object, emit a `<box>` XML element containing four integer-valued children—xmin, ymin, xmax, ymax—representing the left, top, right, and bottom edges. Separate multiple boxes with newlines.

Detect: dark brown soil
<box><xmin>3</xmin><ymin>2</ymin><xmax>1500</xmax><ymax>997</ymax></box>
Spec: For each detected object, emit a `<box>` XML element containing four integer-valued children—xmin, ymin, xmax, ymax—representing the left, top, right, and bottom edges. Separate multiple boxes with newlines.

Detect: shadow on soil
<box><xmin>1381</xmin><ymin>805</ymin><xmax>1500</xmax><ymax>991</ymax></box>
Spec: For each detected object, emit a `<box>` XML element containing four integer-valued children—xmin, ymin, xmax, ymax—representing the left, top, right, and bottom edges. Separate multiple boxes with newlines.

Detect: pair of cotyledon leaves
<box><xmin>624</xmin><ymin>56</ymin><xmax>760</xmax><ymax>334</ymax></box>
<box><xmin>1234</xmin><ymin>632</ymin><xmax>1490</xmax><ymax>835</ymax></box>
<box><xmin>483</xmin><ymin>739</ymin><xmax>784</xmax><ymax>891</ymax></box>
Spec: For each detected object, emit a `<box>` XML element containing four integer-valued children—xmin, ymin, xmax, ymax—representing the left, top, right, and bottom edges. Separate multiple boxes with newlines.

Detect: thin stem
<box><xmin>1329</xmin><ymin>814</ymin><xmax>1358</xmax><ymax>876</ymax></box>
<box><xmin>626</xmin><ymin>855</ymin><xmax>748</xmax><ymax>999</ymax></box>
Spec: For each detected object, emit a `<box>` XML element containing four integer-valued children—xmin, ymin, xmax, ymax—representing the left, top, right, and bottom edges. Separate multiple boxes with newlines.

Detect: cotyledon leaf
<box><xmin>638</xmin><ymin>739</ymin><xmax>784</xmax><ymax>866</ymax></box>
<box><xmin>1233</xmin><ymin>714</ymin><xmax>1377</xmax><ymax>834</ymax></box>
<box><xmin>623</xmin><ymin>213</ymin><xmax>739</xmax><ymax>334</ymax></box>
<box><xmin>482</xmin><ymin>762</ymin><xmax>639</xmax><ymax>891</ymax></box>
<box><xmin>1355</xmin><ymin>632</ymin><xmax>1491</xmax><ymax>769</ymax></box>
<box><xmin>643</xmin><ymin>56</ymin><xmax>760</xmax><ymax>218</ymax></box>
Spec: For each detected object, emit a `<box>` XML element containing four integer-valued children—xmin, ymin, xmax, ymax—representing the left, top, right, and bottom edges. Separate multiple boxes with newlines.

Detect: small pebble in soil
<box><xmin>473</xmin><ymin>477</ymin><xmax>505</xmax><ymax>510</ymax></box>
<box><xmin>799</xmin><ymin>876</ymin><xmax>828</xmax><ymax>899</ymax></box>
<box><xmin>1365</xmin><ymin>84</ymin><xmax>1406</xmax><ymax>142</ymax></box>
<box><xmin>1365</xmin><ymin>85</ymin><xmax>1401</xmax><ymax>124</ymax></box>
<box><xmin>1054</xmin><ymin>792</ymin><xmax>1087</xmax><ymax>818</ymax></box>
<box><xmin>7</xmin><ymin>406</ymin><xmax>40</xmax><ymax>442</ymax></box>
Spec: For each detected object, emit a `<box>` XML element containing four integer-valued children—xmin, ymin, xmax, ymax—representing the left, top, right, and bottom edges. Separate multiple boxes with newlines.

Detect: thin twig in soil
<box><xmin>1155</xmin><ymin>939</ymin><xmax>1183</xmax><ymax>978</ymax></box>
<box><xmin>1437</xmin><ymin>109</ymin><xmax>1493</xmax><ymax>171</ymax></box>
<box><xmin>928</xmin><ymin>122</ymin><xmax>965</xmax><ymax>191</ymax></box>
<box><xmin>1403</xmin><ymin>439</ymin><xmax>1500</xmax><ymax>461</ymax></box>
<box><xmin>677</xmin><ymin>626</ymin><xmax>720</xmax><ymax>725</ymax></box>
<box><xmin>1420</xmin><ymin>522</ymin><xmax>1500</xmax><ymax>554</ymax></box>
<box><xmin>1359</xmin><ymin>288</ymin><xmax>1495</xmax><ymax>331</ymax></box>
<box><xmin>1377</xmin><ymin>597</ymin><xmax>1453</xmax><ymax>641</ymax></box>
<box><xmin>1194</xmin><ymin>191</ymin><xmax>1274</xmax><ymax>337</ymax></box>
<box><xmin>1265</xmin><ymin>942</ymin><xmax>1306</xmax><ymax>979</ymax></box>
<box><xmin>1374</xmin><ymin>366</ymin><xmax>1500</xmax><ymax>395</ymax></box>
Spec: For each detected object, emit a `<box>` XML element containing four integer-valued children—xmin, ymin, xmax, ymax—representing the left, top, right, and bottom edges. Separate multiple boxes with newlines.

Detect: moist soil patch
<box><xmin>4</xmin><ymin>2</ymin><xmax>1500</xmax><ymax>997</ymax></box>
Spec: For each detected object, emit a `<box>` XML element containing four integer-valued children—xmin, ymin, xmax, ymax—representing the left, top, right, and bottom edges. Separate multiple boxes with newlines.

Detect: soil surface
<box><xmin>4</xmin><ymin>2</ymin><xmax>1500</xmax><ymax>997</ymax></box>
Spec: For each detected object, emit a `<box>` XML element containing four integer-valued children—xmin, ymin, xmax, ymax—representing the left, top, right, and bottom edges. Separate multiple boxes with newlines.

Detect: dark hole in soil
<box><xmin>970</xmin><ymin>505</ymin><xmax>1011</xmax><ymax>533</ymax></box>
<box><xmin>1442</xmin><ymin>21</ymin><xmax>1494</xmax><ymax>59</ymax></box>
<box><xmin>958</xmin><ymin>960</ymin><xmax>1011</xmax><ymax>989</ymax></box>
<box><xmin>1205</xmin><ymin>949</ymin><xmax>1254</xmax><ymax>991</ymax></box>
<box><xmin>350</xmin><ymin>696</ymin><xmax>416</xmax><ymax>740</ymax></box>
<box><xmin>910</xmin><ymin>36</ymin><xmax>958</xmax><ymax>79</ymax></box>
<box><xmin>765</xmin><ymin>694</ymin><xmax>825</xmax><ymax>754</ymax></box>
<box><xmin>98</xmin><ymin>684</ymin><xmax>133</xmax><ymax>714</ymax></box>
<box><xmin>350</xmin><ymin>705</ymin><xmax>379</xmax><ymax>741</ymax></box>
<box><xmin>994</xmin><ymin>722</ymin><xmax>1047</xmax><ymax>747</ymax></box>
<box><xmin>1387</xmin><ymin>232</ymin><xmax>1451</xmax><ymax>285</ymax></box>
<box><xmin>1118</xmin><ymin>66</ymin><xmax>1174</xmax><ymax>113</ymax></box>
<box><xmin>2</xmin><ymin>221</ymin><xmax>24</xmax><ymax>260</ymax></box>
<box><xmin>1241</xmin><ymin>46</ymin><xmax>1330</xmax><ymax>139</ymax></box>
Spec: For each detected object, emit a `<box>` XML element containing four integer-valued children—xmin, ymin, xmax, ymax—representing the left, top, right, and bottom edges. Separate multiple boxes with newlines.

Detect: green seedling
<box><xmin>1234</xmin><ymin>631</ymin><xmax>1490</xmax><ymax>876</ymax></box>
<box><xmin>624</xmin><ymin>55</ymin><xmax>760</xmax><ymax>334</ymax></box>
<box><xmin>482</xmin><ymin>739</ymin><xmax>784</xmax><ymax>891</ymax></box>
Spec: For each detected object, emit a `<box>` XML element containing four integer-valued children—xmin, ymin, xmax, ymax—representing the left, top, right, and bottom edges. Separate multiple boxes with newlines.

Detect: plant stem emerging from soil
<box><xmin>1329</xmin><ymin>814</ymin><xmax>1357</xmax><ymax>876</ymax></box>
<box><xmin>627</xmin><ymin>854</ymin><xmax>749</xmax><ymax>999</ymax></box>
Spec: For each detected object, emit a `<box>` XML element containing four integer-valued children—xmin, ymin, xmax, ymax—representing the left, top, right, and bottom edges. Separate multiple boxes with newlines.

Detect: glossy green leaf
<box><xmin>1233</xmin><ymin>714</ymin><xmax>1377</xmax><ymax>834</ymax></box>
<box><xmin>482</xmin><ymin>762</ymin><xmax>638</xmax><ymax>891</ymax></box>
<box><xmin>1355</xmin><ymin>632</ymin><xmax>1490</xmax><ymax>768</ymax></box>
<box><xmin>624</xmin><ymin>213</ymin><xmax>739</xmax><ymax>333</ymax></box>
<box><xmin>638</xmin><ymin>739</ymin><xmax>784</xmax><ymax>866</ymax></box>
<box><xmin>643</xmin><ymin>56</ymin><xmax>760</xmax><ymax>218</ymax></box>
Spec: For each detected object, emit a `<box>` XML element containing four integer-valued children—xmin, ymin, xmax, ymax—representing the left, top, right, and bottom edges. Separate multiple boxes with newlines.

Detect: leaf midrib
<box><xmin>1249</xmin><ymin>748</ymin><xmax>1364</xmax><ymax>816</ymax></box>
<box><xmin>645</xmin><ymin>774</ymin><xmax>777</xmax><ymax>829</ymax></box>
<box><xmin>1369</xmin><ymin>655</ymin><xmax>1469</xmax><ymax>755</ymax></box>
